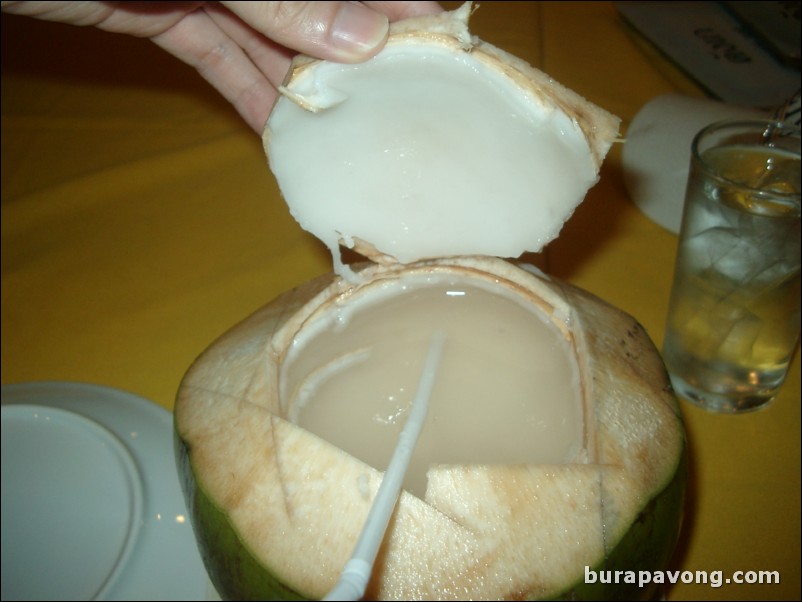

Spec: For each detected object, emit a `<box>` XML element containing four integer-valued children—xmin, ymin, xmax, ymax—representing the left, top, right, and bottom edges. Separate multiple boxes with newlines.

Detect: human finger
<box><xmin>220</xmin><ymin>1</ymin><xmax>390</xmax><ymax>63</ymax></box>
<box><xmin>207</xmin><ymin>1</ymin><xmax>443</xmax><ymax>93</ymax></box>
<box><xmin>362</xmin><ymin>1</ymin><xmax>443</xmax><ymax>21</ymax></box>
<box><xmin>200</xmin><ymin>1</ymin><xmax>443</xmax><ymax>130</ymax></box>
<box><xmin>203</xmin><ymin>2</ymin><xmax>295</xmax><ymax>95</ymax></box>
<box><xmin>151</xmin><ymin>7</ymin><xmax>278</xmax><ymax>132</ymax></box>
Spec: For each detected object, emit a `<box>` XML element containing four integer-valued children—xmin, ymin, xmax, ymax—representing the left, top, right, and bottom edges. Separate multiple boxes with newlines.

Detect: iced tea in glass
<box><xmin>663</xmin><ymin>120</ymin><xmax>801</xmax><ymax>413</ymax></box>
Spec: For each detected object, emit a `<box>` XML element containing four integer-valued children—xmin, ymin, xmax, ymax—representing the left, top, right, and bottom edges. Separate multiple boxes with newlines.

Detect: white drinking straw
<box><xmin>323</xmin><ymin>330</ymin><xmax>447</xmax><ymax>601</ymax></box>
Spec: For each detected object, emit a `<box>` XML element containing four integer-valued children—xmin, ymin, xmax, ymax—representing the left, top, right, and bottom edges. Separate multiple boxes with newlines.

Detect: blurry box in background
<box><xmin>723</xmin><ymin>1</ymin><xmax>800</xmax><ymax>68</ymax></box>
<box><xmin>616</xmin><ymin>1</ymin><xmax>800</xmax><ymax>109</ymax></box>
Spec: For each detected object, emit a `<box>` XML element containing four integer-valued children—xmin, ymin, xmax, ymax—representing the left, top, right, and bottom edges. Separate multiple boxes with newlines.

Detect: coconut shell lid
<box><xmin>263</xmin><ymin>2</ymin><xmax>621</xmax><ymax>267</ymax></box>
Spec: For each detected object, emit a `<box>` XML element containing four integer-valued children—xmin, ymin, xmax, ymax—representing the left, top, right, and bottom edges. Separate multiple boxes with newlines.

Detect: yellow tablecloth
<box><xmin>2</xmin><ymin>2</ymin><xmax>799</xmax><ymax>600</ymax></box>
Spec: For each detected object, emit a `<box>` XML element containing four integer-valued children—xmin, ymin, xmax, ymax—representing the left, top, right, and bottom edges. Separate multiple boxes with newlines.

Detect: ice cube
<box><xmin>717</xmin><ymin>308</ymin><xmax>761</xmax><ymax>363</ymax></box>
<box><xmin>684</xmin><ymin>227</ymin><xmax>759</xmax><ymax>281</ymax></box>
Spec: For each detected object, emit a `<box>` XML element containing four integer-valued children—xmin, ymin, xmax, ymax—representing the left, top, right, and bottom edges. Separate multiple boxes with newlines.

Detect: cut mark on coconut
<box><xmin>324</xmin><ymin>331</ymin><xmax>447</xmax><ymax>602</ymax></box>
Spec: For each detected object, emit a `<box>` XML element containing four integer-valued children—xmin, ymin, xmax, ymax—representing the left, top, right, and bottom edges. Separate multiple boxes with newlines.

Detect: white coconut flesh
<box><xmin>265</xmin><ymin>5</ymin><xmax>620</xmax><ymax>271</ymax></box>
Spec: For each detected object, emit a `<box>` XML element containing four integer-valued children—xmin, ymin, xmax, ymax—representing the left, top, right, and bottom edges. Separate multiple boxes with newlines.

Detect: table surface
<box><xmin>2</xmin><ymin>2</ymin><xmax>799</xmax><ymax>600</ymax></box>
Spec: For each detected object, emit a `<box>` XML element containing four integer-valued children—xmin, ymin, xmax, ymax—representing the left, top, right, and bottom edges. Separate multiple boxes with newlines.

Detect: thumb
<box><xmin>221</xmin><ymin>1</ymin><xmax>389</xmax><ymax>62</ymax></box>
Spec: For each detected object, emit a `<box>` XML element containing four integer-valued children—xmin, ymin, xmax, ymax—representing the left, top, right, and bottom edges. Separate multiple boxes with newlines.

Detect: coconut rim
<box><xmin>270</xmin><ymin>256</ymin><xmax>594</xmax><ymax>462</ymax></box>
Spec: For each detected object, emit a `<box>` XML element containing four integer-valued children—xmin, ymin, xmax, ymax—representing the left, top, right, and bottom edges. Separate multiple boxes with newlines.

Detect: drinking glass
<box><xmin>663</xmin><ymin>120</ymin><xmax>801</xmax><ymax>413</ymax></box>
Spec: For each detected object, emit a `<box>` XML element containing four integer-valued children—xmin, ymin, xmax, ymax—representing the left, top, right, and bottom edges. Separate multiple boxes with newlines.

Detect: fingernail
<box><xmin>331</xmin><ymin>2</ymin><xmax>389</xmax><ymax>58</ymax></box>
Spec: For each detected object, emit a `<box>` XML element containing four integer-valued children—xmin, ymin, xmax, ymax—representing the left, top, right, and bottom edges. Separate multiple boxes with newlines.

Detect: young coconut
<box><xmin>175</xmin><ymin>3</ymin><xmax>685</xmax><ymax>601</ymax></box>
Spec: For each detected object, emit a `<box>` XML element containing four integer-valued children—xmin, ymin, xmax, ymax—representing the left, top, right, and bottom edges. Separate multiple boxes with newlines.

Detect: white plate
<box><xmin>622</xmin><ymin>94</ymin><xmax>766</xmax><ymax>234</ymax></box>
<box><xmin>1</xmin><ymin>382</ymin><xmax>211</xmax><ymax>601</ymax></box>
